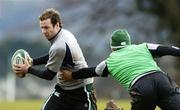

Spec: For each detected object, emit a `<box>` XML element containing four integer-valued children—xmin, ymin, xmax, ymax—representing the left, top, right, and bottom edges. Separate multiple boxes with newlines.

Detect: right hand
<box><xmin>58</xmin><ymin>69</ymin><xmax>73</xmax><ymax>81</ymax></box>
<box><xmin>12</xmin><ymin>60</ymin><xmax>31</xmax><ymax>78</ymax></box>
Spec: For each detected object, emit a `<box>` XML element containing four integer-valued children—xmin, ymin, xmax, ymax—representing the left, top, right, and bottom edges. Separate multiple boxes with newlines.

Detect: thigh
<box><xmin>159</xmin><ymin>93</ymin><xmax>180</xmax><ymax>110</ymax></box>
<box><xmin>75</xmin><ymin>91</ymin><xmax>97</xmax><ymax>110</ymax></box>
<box><xmin>66</xmin><ymin>84</ymin><xmax>97</xmax><ymax>110</ymax></box>
<box><xmin>155</xmin><ymin>73</ymin><xmax>180</xmax><ymax>110</ymax></box>
<box><xmin>130</xmin><ymin>74</ymin><xmax>158</xmax><ymax>110</ymax></box>
<box><xmin>41</xmin><ymin>90</ymin><xmax>67</xmax><ymax>110</ymax></box>
<box><xmin>130</xmin><ymin>88</ymin><xmax>157</xmax><ymax>110</ymax></box>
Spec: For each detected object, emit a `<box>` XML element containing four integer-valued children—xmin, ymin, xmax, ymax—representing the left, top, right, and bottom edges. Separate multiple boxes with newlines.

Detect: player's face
<box><xmin>39</xmin><ymin>18</ymin><xmax>59</xmax><ymax>40</ymax></box>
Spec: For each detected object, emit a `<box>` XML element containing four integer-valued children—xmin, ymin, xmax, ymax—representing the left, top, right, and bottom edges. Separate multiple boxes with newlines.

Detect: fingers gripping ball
<box><xmin>11</xmin><ymin>49</ymin><xmax>32</xmax><ymax>78</ymax></box>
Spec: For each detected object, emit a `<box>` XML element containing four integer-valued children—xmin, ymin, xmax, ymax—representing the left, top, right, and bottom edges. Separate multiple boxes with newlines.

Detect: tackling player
<box><xmin>60</xmin><ymin>29</ymin><xmax>180</xmax><ymax>110</ymax></box>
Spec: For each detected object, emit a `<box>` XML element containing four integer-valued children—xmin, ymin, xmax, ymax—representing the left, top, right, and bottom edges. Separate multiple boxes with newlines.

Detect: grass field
<box><xmin>0</xmin><ymin>99</ymin><xmax>160</xmax><ymax>110</ymax></box>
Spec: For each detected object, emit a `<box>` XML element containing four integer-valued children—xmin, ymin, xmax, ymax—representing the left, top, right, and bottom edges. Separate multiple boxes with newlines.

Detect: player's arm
<box><xmin>73</xmin><ymin>60</ymin><xmax>109</xmax><ymax>79</ymax></box>
<box><xmin>61</xmin><ymin>61</ymin><xmax>110</xmax><ymax>80</ymax></box>
<box><xmin>13</xmin><ymin>60</ymin><xmax>56</xmax><ymax>80</ymax></box>
<box><xmin>147</xmin><ymin>43</ymin><xmax>180</xmax><ymax>57</ymax></box>
<box><xmin>32</xmin><ymin>54</ymin><xmax>49</xmax><ymax>65</ymax></box>
<box><xmin>71</xmin><ymin>67</ymin><xmax>97</xmax><ymax>79</ymax></box>
<box><xmin>28</xmin><ymin>45</ymin><xmax>66</xmax><ymax>80</ymax></box>
<box><xmin>28</xmin><ymin>67</ymin><xmax>56</xmax><ymax>80</ymax></box>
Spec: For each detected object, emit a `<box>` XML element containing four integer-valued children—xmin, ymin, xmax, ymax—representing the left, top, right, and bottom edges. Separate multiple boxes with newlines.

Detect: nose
<box><xmin>41</xmin><ymin>29</ymin><xmax>46</xmax><ymax>34</ymax></box>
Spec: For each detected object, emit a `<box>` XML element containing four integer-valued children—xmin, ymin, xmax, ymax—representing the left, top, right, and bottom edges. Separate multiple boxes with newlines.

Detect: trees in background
<box><xmin>137</xmin><ymin>0</ymin><xmax>180</xmax><ymax>45</ymax></box>
<box><xmin>137</xmin><ymin>0</ymin><xmax>180</xmax><ymax>82</ymax></box>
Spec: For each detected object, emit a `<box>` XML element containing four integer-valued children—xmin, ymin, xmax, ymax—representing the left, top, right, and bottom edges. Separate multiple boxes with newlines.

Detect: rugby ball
<box><xmin>11</xmin><ymin>49</ymin><xmax>31</xmax><ymax>78</ymax></box>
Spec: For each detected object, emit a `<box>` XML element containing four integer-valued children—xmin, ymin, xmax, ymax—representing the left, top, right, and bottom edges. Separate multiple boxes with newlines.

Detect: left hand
<box><xmin>12</xmin><ymin>60</ymin><xmax>31</xmax><ymax>77</ymax></box>
<box><xmin>58</xmin><ymin>69</ymin><xmax>73</xmax><ymax>81</ymax></box>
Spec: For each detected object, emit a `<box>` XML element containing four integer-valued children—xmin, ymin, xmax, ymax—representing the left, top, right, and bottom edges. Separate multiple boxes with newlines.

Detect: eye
<box><xmin>41</xmin><ymin>26</ymin><xmax>48</xmax><ymax>29</ymax></box>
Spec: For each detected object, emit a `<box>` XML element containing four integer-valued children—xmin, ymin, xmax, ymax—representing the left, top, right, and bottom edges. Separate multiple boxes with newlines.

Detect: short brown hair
<box><xmin>39</xmin><ymin>8</ymin><xmax>62</xmax><ymax>28</ymax></box>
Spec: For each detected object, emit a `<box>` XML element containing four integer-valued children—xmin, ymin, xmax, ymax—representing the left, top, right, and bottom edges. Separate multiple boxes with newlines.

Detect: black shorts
<box><xmin>41</xmin><ymin>84</ymin><xmax>97</xmax><ymax>110</ymax></box>
<box><xmin>129</xmin><ymin>71</ymin><xmax>180</xmax><ymax>110</ymax></box>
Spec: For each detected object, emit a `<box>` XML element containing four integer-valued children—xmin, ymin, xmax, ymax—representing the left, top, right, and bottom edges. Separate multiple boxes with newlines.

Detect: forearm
<box><xmin>28</xmin><ymin>67</ymin><xmax>56</xmax><ymax>80</ymax></box>
<box><xmin>33</xmin><ymin>54</ymin><xmax>49</xmax><ymax>65</ymax></box>
<box><xmin>72</xmin><ymin>67</ymin><xmax>98</xmax><ymax>79</ymax></box>
<box><xmin>157</xmin><ymin>46</ymin><xmax>180</xmax><ymax>57</ymax></box>
<box><xmin>71</xmin><ymin>61</ymin><xmax>110</xmax><ymax>79</ymax></box>
<box><xmin>149</xmin><ymin>45</ymin><xmax>180</xmax><ymax>57</ymax></box>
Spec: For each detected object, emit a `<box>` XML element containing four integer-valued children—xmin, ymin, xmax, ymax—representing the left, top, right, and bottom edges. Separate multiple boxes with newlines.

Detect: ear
<box><xmin>55</xmin><ymin>22</ymin><xmax>60</xmax><ymax>28</ymax></box>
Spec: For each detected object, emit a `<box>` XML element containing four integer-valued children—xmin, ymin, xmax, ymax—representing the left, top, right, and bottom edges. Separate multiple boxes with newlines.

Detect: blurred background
<box><xmin>0</xmin><ymin>0</ymin><xmax>180</xmax><ymax>102</ymax></box>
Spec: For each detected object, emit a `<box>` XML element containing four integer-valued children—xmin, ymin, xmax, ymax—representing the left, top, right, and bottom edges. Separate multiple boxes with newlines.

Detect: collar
<box><xmin>49</xmin><ymin>29</ymin><xmax>61</xmax><ymax>44</ymax></box>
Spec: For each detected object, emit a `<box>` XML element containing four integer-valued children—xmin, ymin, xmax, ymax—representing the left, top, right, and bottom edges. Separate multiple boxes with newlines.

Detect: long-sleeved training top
<box><xmin>71</xmin><ymin>43</ymin><xmax>180</xmax><ymax>89</ymax></box>
<box><xmin>28</xmin><ymin>29</ymin><xmax>93</xmax><ymax>90</ymax></box>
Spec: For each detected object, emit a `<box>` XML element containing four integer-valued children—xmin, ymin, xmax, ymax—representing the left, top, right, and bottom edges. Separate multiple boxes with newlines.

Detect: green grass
<box><xmin>0</xmin><ymin>100</ymin><xmax>42</xmax><ymax>110</ymax></box>
<box><xmin>0</xmin><ymin>99</ymin><xmax>160</xmax><ymax>110</ymax></box>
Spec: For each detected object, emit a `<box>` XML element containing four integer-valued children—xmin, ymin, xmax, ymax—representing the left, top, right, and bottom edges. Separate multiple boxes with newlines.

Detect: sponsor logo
<box><xmin>54</xmin><ymin>92</ymin><xmax>60</xmax><ymax>97</ymax></box>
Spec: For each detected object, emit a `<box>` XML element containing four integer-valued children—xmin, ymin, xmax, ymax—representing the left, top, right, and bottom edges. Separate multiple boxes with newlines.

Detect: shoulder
<box><xmin>61</xmin><ymin>29</ymin><xmax>75</xmax><ymax>37</ymax></box>
<box><xmin>95</xmin><ymin>60</ymin><xmax>108</xmax><ymax>76</ymax></box>
<box><xmin>145</xmin><ymin>43</ymin><xmax>160</xmax><ymax>50</ymax></box>
<box><xmin>50</xmin><ymin>40</ymin><xmax>66</xmax><ymax>56</ymax></box>
<box><xmin>60</xmin><ymin>29</ymin><xmax>77</xmax><ymax>42</ymax></box>
<box><xmin>97</xmin><ymin>60</ymin><xmax>107</xmax><ymax>68</ymax></box>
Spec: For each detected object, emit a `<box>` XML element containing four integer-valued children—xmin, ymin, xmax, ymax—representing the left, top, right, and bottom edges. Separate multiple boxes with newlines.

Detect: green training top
<box><xmin>106</xmin><ymin>43</ymin><xmax>161</xmax><ymax>89</ymax></box>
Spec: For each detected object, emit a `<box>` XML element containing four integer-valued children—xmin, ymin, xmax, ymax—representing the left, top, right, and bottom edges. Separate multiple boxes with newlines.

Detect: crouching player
<box><xmin>60</xmin><ymin>29</ymin><xmax>180</xmax><ymax>110</ymax></box>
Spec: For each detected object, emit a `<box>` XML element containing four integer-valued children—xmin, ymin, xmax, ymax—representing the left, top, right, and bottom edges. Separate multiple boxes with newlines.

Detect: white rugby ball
<box><xmin>11</xmin><ymin>49</ymin><xmax>31</xmax><ymax>77</ymax></box>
